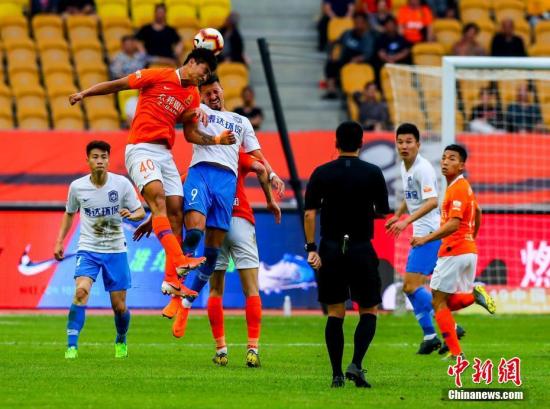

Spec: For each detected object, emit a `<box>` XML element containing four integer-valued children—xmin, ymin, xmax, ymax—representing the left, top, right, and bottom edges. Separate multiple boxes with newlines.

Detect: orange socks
<box><xmin>246</xmin><ymin>295</ymin><xmax>262</xmax><ymax>350</ymax></box>
<box><xmin>152</xmin><ymin>216</ymin><xmax>186</xmax><ymax>267</ymax></box>
<box><xmin>163</xmin><ymin>235</ymin><xmax>182</xmax><ymax>284</ymax></box>
<box><xmin>207</xmin><ymin>296</ymin><xmax>225</xmax><ymax>350</ymax></box>
<box><xmin>447</xmin><ymin>293</ymin><xmax>475</xmax><ymax>311</ymax></box>
<box><xmin>435</xmin><ymin>307</ymin><xmax>461</xmax><ymax>355</ymax></box>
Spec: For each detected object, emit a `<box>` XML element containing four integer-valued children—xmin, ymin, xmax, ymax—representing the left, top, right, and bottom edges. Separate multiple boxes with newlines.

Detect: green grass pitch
<box><xmin>0</xmin><ymin>313</ymin><xmax>548</xmax><ymax>408</ymax></box>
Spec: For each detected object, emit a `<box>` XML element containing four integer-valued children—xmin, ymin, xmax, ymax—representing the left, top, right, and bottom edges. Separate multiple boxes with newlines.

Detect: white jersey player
<box><xmin>54</xmin><ymin>141</ymin><xmax>145</xmax><ymax>360</ymax></box>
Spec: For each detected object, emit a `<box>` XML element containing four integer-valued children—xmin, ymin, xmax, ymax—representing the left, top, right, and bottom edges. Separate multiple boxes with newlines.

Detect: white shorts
<box><xmin>430</xmin><ymin>253</ymin><xmax>478</xmax><ymax>294</ymax></box>
<box><xmin>215</xmin><ymin>217</ymin><xmax>259</xmax><ymax>271</ymax></box>
<box><xmin>125</xmin><ymin>143</ymin><xmax>183</xmax><ymax>197</ymax></box>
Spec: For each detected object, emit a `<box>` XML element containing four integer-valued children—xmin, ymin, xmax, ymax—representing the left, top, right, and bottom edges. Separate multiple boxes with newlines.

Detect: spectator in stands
<box><xmin>425</xmin><ymin>0</ymin><xmax>455</xmax><ymax>18</ymax></box>
<box><xmin>323</xmin><ymin>12</ymin><xmax>377</xmax><ymax>99</ymax></box>
<box><xmin>469</xmin><ymin>87</ymin><xmax>505</xmax><ymax>133</ymax></box>
<box><xmin>110</xmin><ymin>35</ymin><xmax>148</xmax><ymax>79</ymax></box>
<box><xmin>353</xmin><ymin>81</ymin><xmax>390</xmax><ymax>130</ymax></box>
<box><xmin>491</xmin><ymin>19</ymin><xmax>527</xmax><ymax>57</ymax></box>
<box><xmin>58</xmin><ymin>0</ymin><xmax>95</xmax><ymax>15</ymax></box>
<box><xmin>505</xmin><ymin>83</ymin><xmax>544</xmax><ymax>133</ymax></box>
<box><xmin>234</xmin><ymin>86</ymin><xmax>264</xmax><ymax>130</ymax></box>
<box><xmin>452</xmin><ymin>23</ymin><xmax>486</xmax><ymax>56</ymax></box>
<box><xmin>357</xmin><ymin>0</ymin><xmax>392</xmax><ymax>14</ymax></box>
<box><xmin>136</xmin><ymin>3</ymin><xmax>182</xmax><ymax>66</ymax></box>
<box><xmin>219</xmin><ymin>12</ymin><xmax>246</xmax><ymax>64</ymax></box>
<box><xmin>375</xmin><ymin>16</ymin><xmax>412</xmax><ymax>68</ymax></box>
<box><xmin>368</xmin><ymin>0</ymin><xmax>393</xmax><ymax>33</ymax></box>
<box><xmin>397</xmin><ymin>0</ymin><xmax>434</xmax><ymax>44</ymax></box>
<box><xmin>317</xmin><ymin>0</ymin><xmax>356</xmax><ymax>51</ymax></box>
<box><xmin>30</xmin><ymin>0</ymin><xmax>59</xmax><ymax>16</ymax></box>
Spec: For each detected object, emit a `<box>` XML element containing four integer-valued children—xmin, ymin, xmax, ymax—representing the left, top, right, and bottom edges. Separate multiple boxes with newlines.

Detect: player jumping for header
<box><xmin>411</xmin><ymin>144</ymin><xmax>496</xmax><ymax>360</ymax></box>
<box><xmin>69</xmin><ymin>48</ymin><xmax>236</xmax><ymax>299</ymax></box>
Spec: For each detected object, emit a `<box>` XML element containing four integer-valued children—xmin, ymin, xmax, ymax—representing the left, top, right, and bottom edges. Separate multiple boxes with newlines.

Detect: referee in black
<box><xmin>304</xmin><ymin>121</ymin><xmax>390</xmax><ymax>388</ymax></box>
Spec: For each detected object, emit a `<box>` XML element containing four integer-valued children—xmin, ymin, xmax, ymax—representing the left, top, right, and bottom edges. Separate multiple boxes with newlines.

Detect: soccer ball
<box><xmin>193</xmin><ymin>28</ymin><xmax>224</xmax><ymax>56</ymax></box>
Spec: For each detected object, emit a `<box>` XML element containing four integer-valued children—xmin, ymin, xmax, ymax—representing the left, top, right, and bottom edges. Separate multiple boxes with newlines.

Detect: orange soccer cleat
<box><xmin>176</xmin><ymin>255</ymin><xmax>206</xmax><ymax>277</ymax></box>
<box><xmin>160</xmin><ymin>280</ymin><xmax>198</xmax><ymax>298</ymax></box>
<box><xmin>162</xmin><ymin>296</ymin><xmax>181</xmax><ymax>319</ymax></box>
<box><xmin>172</xmin><ymin>306</ymin><xmax>191</xmax><ymax>338</ymax></box>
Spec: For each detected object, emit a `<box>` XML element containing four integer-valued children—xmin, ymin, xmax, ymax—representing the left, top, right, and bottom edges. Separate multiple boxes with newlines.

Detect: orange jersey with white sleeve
<box><xmin>127</xmin><ymin>68</ymin><xmax>199</xmax><ymax>148</ymax></box>
<box><xmin>438</xmin><ymin>175</ymin><xmax>479</xmax><ymax>257</ymax></box>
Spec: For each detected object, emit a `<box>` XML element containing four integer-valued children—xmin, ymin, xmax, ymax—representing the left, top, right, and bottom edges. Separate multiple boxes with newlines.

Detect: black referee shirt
<box><xmin>304</xmin><ymin>156</ymin><xmax>390</xmax><ymax>241</ymax></box>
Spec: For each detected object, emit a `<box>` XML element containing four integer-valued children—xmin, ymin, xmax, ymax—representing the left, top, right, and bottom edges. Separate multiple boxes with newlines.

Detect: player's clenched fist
<box><xmin>69</xmin><ymin>92</ymin><xmax>84</xmax><ymax>105</ymax></box>
<box><xmin>217</xmin><ymin>129</ymin><xmax>236</xmax><ymax>145</ymax></box>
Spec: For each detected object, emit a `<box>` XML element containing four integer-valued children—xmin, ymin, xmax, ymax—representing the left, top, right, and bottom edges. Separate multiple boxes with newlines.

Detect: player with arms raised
<box><xmin>411</xmin><ymin>144</ymin><xmax>496</xmax><ymax>360</ymax></box>
<box><xmin>54</xmin><ymin>141</ymin><xmax>145</xmax><ymax>359</ymax></box>
<box><xmin>69</xmin><ymin>49</ymin><xmax>236</xmax><ymax>298</ymax></box>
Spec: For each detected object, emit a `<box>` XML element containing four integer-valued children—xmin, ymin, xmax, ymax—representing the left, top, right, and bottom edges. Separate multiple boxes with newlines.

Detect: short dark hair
<box><xmin>199</xmin><ymin>74</ymin><xmax>220</xmax><ymax>89</ymax></box>
<box><xmin>444</xmin><ymin>144</ymin><xmax>468</xmax><ymax>162</ymax></box>
<box><xmin>155</xmin><ymin>3</ymin><xmax>165</xmax><ymax>11</ymax></box>
<box><xmin>395</xmin><ymin>122</ymin><xmax>420</xmax><ymax>142</ymax></box>
<box><xmin>183</xmin><ymin>48</ymin><xmax>218</xmax><ymax>73</ymax></box>
<box><xmin>353</xmin><ymin>11</ymin><xmax>368</xmax><ymax>20</ymax></box>
<box><xmin>86</xmin><ymin>140</ymin><xmax>111</xmax><ymax>156</ymax></box>
<box><xmin>121</xmin><ymin>34</ymin><xmax>135</xmax><ymax>42</ymax></box>
<box><xmin>382</xmin><ymin>15</ymin><xmax>397</xmax><ymax>25</ymax></box>
<box><xmin>336</xmin><ymin>121</ymin><xmax>363</xmax><ymax>152</ymax></box>
<box><xmin>463</xmin><ymin>22</ymin><xmax>479</xmax><ymax>35</ymax></box>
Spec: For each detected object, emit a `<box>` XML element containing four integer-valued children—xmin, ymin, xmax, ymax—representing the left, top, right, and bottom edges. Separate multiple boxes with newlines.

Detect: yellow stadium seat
<box><xmin>0</xmin><ymin>1</ymin><xmax>24</xmax><ymax>19</ymax></box>
<box><xmin>513</xmin><ymin>18</ymin><xmax>532</xmax><ymax>47</ymax></box>
<box><xmin>72</xmin><ymin>40</ymin><xmax>104</xmax><ymax>66</ymax></box>
<box><xmin>217</xmin><ymin>62</ymin><xmax>248</xmax><ymax>98</ymax></box>
<box><xmin>0</xmin><ymin>15</ymin><xmax>29</xmax><ymax>42</ymax></box>
<box><xmin>340</xmin><ymin>63</ymin><xmax>375</xmax><ymax>95</ymax></box>
<box><xmin>97</xmin><ymin>0</ymin><xmax>129</xmax><ymax>20</ymax></box>
<box><xmin>476</xmin><ymin>19</ymin><xmax>496</xmax><ymax>53</ymax></box>
<box><xmin>199</xmin><ymin>0</ymin><xmax>230</xmax><ymax>6</ymax></box>
<box><xmin>327</xmin><ymin>17</ymin><xmax>353</xmax><ymax>43</ymax></box>
<box><xmin>433</xmin><ymin>19</ymin><xmax>462</xmax><ymax>54</ymax></box>
<box><xmin>381</xmin><ymin>68</ymin><xmax>394</xmax><ymax>102</ymax></box>
<box><xmin>177</xmin><ymin>22</ymin><xmax>200</xmax><ymax>54</ymax></box>
<box><xmin>38</xmin><ymin>39</ymin><xmax>71</xmax><ymax>65</ymax></box>
<box><xmin>66</xmin><ymin>15</ymin><xmax>98</xmax><ymax>42</ymax></box>
<box><xmin>535</xmin><ymin>79</ymin><xmax>550</xmax><ymax>103</ymax></box>
<box><xmin>117</xmin><ymin>89</ymin><xmax>138</xmax><ymax>120</ymax></box>
<box><xmin>78</xmin><ymin>69</ymin><xmax>109</xmax><ymax>89</ymax></box>
<box><xmin>167</xmin><ymin>5</ymin><xmax>199</xmax><ymax>27</ymax></box>
<box><xmin>47</xmin><ymin>83</ymin><xmax>78</xmax><ymax>107</ymax></box>
<box><xmin>9</xmin><ymin>66</ymin><xmax>40</xmax><ymax>89</ymax></box>
<box><xmin>459</xmin><ymin>0</ymin><xmax>490</xmax><ymax>23</ymax></box>
<box><xmin>84</xmin><ymin>95</ymin><xmax>116</xmax><ymax>113</ymax></box>
<box><xmin>412</xmin><ymin>42</ymin><xmax>445</xmax><ymax>66</ymax></box>
<box><xmin>102</xmin><ymin>15</ymin><xmax>133</xmax><ymax>41</ymax></box>
<box><xmin>88</xmin><ymin>107</ymin><xmax>120</xmax><ymax>130</ymax></box>
<box><xmin>17</xmin><ymin>105</ymin><xmax>50</xmax><ymax>130</ymax></box>
<box><xmin>32</xmin><ymin>14</ymin><xmax>64</xmax><ymax>41</ymax></box>
<box><xmin>347</xmin><ymin>95</ymin><xmax>359</xmax><ymax>121</ymax></box>
<box><xmin>535</xmin><ymin>20</ymin><xmax>550</xmax><ymax>44</ymax></box>
<box><xmin>199</xmin><ymin>4</ymin><xmax>230</xmax><ymax>28</ymax></box>
<box><xmin>132</xmin><ymin>2</ymin><xmax>155</xmax><ymax>27</ymax></box>
<box><xmin>494</xmin><ymin>0</ymin><xmax>526</xmax><ymax>23</ymax></box>
<box><xmin>13</xmin><ymin>84</ymin><xmax>46</xmax><ymax>107</ymax></box>
<box><xmin>51</xmin><ymin>100</ymin><xmax>85</xmax><ymax>130</ymax></box>
<box><xmin>529</xmin><ymin>42</ymin><xmax>550</xmax><ymax>56</ymax></box>
<box><xmin>0</xmin><ymin>105</ymin><xmax>14</xmax><ymax>129</ymax></box>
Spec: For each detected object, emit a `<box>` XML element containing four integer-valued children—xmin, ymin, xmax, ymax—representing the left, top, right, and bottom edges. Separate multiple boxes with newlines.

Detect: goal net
<box><xmin>384</xmin><ymin>57</ymin><xmax>550</xmax><ymax>313</ymax></box>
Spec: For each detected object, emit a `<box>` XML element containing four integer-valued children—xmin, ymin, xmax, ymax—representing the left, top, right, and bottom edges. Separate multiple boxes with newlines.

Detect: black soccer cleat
<box><xmin>417</xmin><ymin>336</ymin><xmax>442</xmax><ymax>355</ymax></box>
<box><xmin>331</xmin><ymin>375</ymin><xmax>345</xmax><ymax>388</ymax></box>
<box><xmin>439</xmin><ymin>325</ymin><xmax>466</xmax><ymax>355</ymax></box>
<box><xmin>345</xmin><ymin>363</ymin><xmax>371</xmax><ymax>388</ymax></box>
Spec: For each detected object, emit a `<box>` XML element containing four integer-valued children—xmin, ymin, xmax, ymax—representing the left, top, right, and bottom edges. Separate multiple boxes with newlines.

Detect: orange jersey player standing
<box><xmin>410</xmin><ymin>144</ymin><xmax>496</xmax><ymax>360</ymax></box>
<box><xmin>69</xmin><ymin>48</ymin><xmax>236</xmax><ymax>298</ymax></box>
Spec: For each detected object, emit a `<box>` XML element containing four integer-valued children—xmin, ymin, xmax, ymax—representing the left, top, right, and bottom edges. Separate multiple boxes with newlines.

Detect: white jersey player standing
<box><xmin>54</xmin><ymin>140</ymin><xmax>145</xmax><ymax>359</ymax></box>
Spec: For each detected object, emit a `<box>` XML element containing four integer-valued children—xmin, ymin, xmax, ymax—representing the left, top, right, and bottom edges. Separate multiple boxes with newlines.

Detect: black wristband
<box><xmin>305</xmin><ymin>242</ymin><xmax>317</xmax><ymax>252</ymax></box>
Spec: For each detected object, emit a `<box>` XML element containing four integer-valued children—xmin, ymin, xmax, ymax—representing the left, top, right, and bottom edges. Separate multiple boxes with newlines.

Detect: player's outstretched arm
<box><xmin>69</xmin><ymin>77</ymin><xmax>131</xmax><ymax>105</ymax></box>
<box><xmin>248</xmin><ymin>149</ymin><xmax>285</xmax><ymax>198</ymax></box>
<box><xmin>183</xmin><ymin>120</ymin><xmax>236</xmax><ymax>145</ymax></box>
<box><xmin>54</xmin><ymin>212</ymin><xmax>75</xmax><ymax>260</ymax></box>
<box><xmin>120</xmin><ymin>206</ymin><xmax>146</xmax><ymax>221</ymax></box>
<box><xmin>410</xmin><ymin>217</ymin><xmax>460</xmax><ymax>248</ymax></box>
<box><xmin>252</xmin><ymin>161</ymin><xmax>281</xmax><ymax>224</ymax></box>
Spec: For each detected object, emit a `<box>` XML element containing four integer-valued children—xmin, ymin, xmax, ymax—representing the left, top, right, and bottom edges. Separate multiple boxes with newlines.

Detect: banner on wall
<box><xmin>2</xmin><ymin>131</ymin><xmax>550</xmax><ymax>207</ymax></box>
<box><xmin>1</xmin><ymin>210</ymin><xmax>550</xmax><ymax>312</ymax></box>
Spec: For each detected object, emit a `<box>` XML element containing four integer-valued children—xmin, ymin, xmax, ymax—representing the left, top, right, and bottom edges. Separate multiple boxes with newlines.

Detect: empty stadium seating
<box><xmin>412</xmin><ymin>42</ymin><xmax>445</xmax><ymax>66</ymax></box>
<box><xmin>327</xmin><ymin>17</ymin><xmax>352</xmax><ymax>43</ymax></box>
<box><xmin>433</xmin><ymin>19</ymin><xmax>462</xmax><ymax>54</ymax></box>
<box><xmin>217</xmin><ymin>62</ymin><xmax>248</xmax><ymax>98</ymax></box>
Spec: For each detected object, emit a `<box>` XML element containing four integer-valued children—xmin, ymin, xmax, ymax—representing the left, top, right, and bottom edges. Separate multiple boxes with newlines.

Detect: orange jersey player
<box><xmin>411</xmin><ymin>144</ymin><xmax>496</xmax><ymax>360</ymax></box>
<box><xmin>69</xmin><ymin>48</ymin><xmax>237</xmax><ymax>299</ymax></box>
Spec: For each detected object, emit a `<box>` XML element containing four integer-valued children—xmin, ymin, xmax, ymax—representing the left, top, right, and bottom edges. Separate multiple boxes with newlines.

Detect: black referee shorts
<box><xmin>317</xmin><ymin>238</ymin><xmax>381</xmax><ymax>308</ymax></box>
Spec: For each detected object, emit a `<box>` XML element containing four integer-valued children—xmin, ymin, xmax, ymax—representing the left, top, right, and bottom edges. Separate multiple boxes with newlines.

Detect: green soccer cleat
<box><xmin>65</xmin><ymin>346</ymin><xmax>78</xmax><ymax>359</ymax></box>
<box><xmin>442</xmin><ymin>352</ymin><xmax>466</xmax><ymax>362</ymax></box>
<box><xmin>473</xmin><ymin>285</ymin><xmax>496</xmax><ymax>314</ymax></box>
<box><xmin>212</xmin><ymin>351</ymin><xmax>228</xmax><ymax>366</ymax></box>
<box><xmin>246</xmin><ymin>349</ymin><xmax>261</xmax><ymax>368</ymax></box>
<box><xmin>115</xmin><ymin>342</ymin><xmax>128</xmax><ymax>358</ymax></box>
